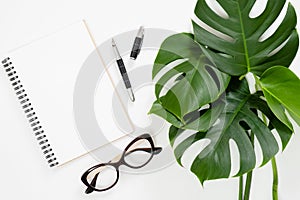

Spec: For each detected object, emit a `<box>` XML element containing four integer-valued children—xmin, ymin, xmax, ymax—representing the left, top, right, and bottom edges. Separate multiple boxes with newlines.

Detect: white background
<box><xmin>0</xmin><ymin>0</ymin><xmax>300</xmax><ymax>199</ymax></box>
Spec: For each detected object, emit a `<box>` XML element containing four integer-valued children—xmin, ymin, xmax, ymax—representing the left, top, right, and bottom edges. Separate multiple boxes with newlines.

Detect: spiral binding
<box><xmin>2</xmin><ymin>57</ymin><xmax>59</xmax><ymax>167</ymax></box>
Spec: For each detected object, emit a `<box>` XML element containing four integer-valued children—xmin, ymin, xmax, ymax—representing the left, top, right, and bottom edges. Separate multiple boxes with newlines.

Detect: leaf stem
<box><xmin>254</xmin><ymin>74</ymin><xmax>279</xmax><ymax>200</ymax></box>
<box><xmin>239</xmin><ymin>74</ymin><xmax>246</xmax><ymax>80</ymax></box>
<box><xmin>244</xmin><ymin>171</ymin><xmax>253</xmax><ymax>200</ymax></box>
<box><xmin>244</xmin><ymin>132</ymin><xmax>255</xmax><ymax>200</ymax></box>
<box><xmin>254</xmin><ymin>75</ymin><xmax>261</xmax><ymax>91</ymax></box>
<box><xmin>272</xmin><ymin>158</ymin><xmax>279</xmax><ymax>200</ymax></box>
<box><xmin>239</xmin><ymin>176</ymin><xmax>244</xmax><ymax>200</ymax></box>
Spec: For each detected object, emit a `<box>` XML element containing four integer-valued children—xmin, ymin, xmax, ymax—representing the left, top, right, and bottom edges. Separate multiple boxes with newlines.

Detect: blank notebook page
<box><xmin>4</xmin><ymin>21</ymin><xmax>132</xmax><ymax>167</ymax></box>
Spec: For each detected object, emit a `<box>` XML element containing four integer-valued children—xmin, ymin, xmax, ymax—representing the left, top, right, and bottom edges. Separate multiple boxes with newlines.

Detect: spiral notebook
<box><xmin>1</xmin><ymin>21</ymin><xmax>133</xmax><ymax>168</ymax></box>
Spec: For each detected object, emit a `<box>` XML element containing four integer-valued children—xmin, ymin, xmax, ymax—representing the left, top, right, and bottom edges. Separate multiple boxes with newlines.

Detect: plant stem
<box><xmin>257</xmin><ymin>81</ymin><xmax>279</xmax><ymax>200</ymax></box>
<box><xmin>244</xmin><ymin>171</ymin><xmax>253</xmax><ymax>200</ymax></box>
<box><xmin>272</xmin><ymin>158</ymin><xmax>279</xmax><ymax>200</ymax></box>
<box><xmin>239</xmin><ymin>74</ymin><xmax>246</xmax><ymax>80</ymax></box>
<box><xmin>253</xmin><ymin>74</ymin><xmax>280</xmax><ymax>199</ymax></box>
<box><xmin>244</xmin><ymin>132</ymin><xmax>255</xmax><ymax>200</ymax></box>
<box><xmin>239</xmin><ymin>176</ymin><xmax>244</xmax><ymax>200</ymax></box>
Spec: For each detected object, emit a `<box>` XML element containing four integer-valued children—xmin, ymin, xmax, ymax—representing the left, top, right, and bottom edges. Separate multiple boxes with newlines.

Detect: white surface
<box><xmin>0</xmin><ymin>0</ymin><xmax>300</xmax><ymax>199</ymax></box>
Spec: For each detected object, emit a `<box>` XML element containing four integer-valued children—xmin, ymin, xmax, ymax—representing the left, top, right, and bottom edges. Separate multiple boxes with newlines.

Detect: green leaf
<box><xmin>152</xmin><ymin>33</ymin><xmax>230</xmax><ymax>122</ymax></box>
<box><xmin>170</xmin><ymin>78</ymin><xmax>292</xmax><ymax>184</ymax></box>
<box><xmin>193</xmin><ymin>0</ymin><xmax>299</xmax><ymax>76</ymax></box>
<box><xmin>182</xmin><ymin>97</ymin><xmax>225</xmax><ymax>132</ymax></box>
<box><xmin>260</xmin><ymin>66</ymin><xmax>300</xmax><ymax>127</ymax></box>
<box><xmin>149</xmin><ymin>99</ymin><xmax>183</xmax><ymax>128</ymax></box>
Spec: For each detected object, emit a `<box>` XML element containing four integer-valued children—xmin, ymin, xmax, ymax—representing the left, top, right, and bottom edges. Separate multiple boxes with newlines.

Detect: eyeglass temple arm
<box><xmin>85</xmin><ymin>158</ymin><xmax>116</xmax><ymax>194</ymax></box>
<box><xmin>125</xmin><ymin>147</ymin><xmax>162</xmax><ymax>156</ymax></box>
<box><xmin>153</xmin><ymin>147</ymin><xmax>163</xmax><ymax>154</ymax></box>
<box><xmin>85</xmin><ymin>173</ymin><xmax>99</xmax><ymax>194</ymax></box>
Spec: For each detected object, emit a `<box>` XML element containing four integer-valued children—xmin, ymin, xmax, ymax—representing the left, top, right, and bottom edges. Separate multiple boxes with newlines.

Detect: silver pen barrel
<box><xmin>111</xmin><ymin>38</ymin><xmax>135</xmax><ymax>102</ymax></box>
<box><xmin>130</xmin><ymin>26</ymin><xmax>145</xmax><ymax>60</ymax></box>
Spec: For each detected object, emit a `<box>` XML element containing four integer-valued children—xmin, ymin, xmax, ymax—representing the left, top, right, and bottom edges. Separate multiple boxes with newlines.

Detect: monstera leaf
<box><xmin>149</xmin><ymin>0</ymin><xmax>299</xmax><ymax>198</ymax></box>
<box><xmin>260</xmin><ymin>66</ymin><xmax>300</xmax><ymax>128</ymax></box>
<box><xmin>169</xmin><ymin>78</ymin><xmax>292</xmax><ymax>184</ymax></box>
<box><xmin>193</xmin><ymin>0</ymin><xmax>299</xmax><ymax>76</ymax></box>
<box><xmin>150</xmin><ymin>33</ymin><xmax>230</xmax><ymax>123</ymax></box>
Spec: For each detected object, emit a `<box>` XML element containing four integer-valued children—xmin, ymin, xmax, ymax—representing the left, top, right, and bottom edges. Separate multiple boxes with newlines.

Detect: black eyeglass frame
<box><xmin>81</xmin><ymin>133</ymin><xmax>162</xmax><ymax>193</ymax></box>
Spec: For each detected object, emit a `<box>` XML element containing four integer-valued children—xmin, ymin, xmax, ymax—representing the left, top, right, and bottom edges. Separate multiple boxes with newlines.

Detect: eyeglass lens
<box><xmin>86</xmin><ymin>164</ymin><xmax>118</xmax><ymax>191</ymax></box>
<box><xmin>124</xmin><ymin>138</ymin><xmax>153</xmax><ymax>168</ymax></box>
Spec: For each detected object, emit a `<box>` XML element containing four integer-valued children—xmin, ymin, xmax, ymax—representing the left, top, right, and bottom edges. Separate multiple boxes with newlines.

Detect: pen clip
<box><xmin>137</xmin><ymin>27</ymin><xmax>144</xmax><ymax>55</ymax></box>
<box><xmin>137</xmin><ymin>34</ymin><xmax>144</xmax><ymax>56</ymax></box>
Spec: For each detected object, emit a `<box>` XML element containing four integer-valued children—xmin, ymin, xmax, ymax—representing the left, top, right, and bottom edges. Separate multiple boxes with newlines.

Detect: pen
<box><xmin>130</xmin><ymin>26</ymin><xmax>144</xmax><ymax>60</ymax></box>
<box><xmin>112</xmin><ymin>38</ymin><xmax>135</xmax><ymax>102</ymax></box>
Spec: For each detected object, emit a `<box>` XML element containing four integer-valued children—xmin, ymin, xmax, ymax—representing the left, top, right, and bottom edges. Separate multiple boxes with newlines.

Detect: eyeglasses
<box><xmin>81</xmin><ymin>133</ymin><xmax>162</xmax><ymax>194</ymax></box>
